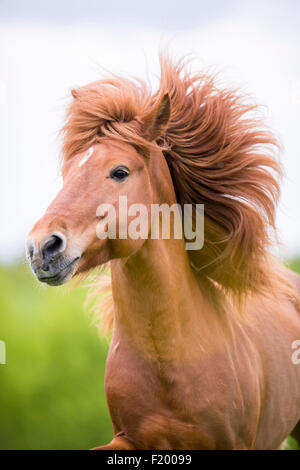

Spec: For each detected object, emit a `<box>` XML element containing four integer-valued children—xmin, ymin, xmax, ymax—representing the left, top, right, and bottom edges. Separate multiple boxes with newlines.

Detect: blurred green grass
<box><xmin>0</xmin><ymin>263</ymin><xmax>112</xmax><ymax>450</ymax></box>
<box><xmin>0</xmin><ymin>260</ymin><xmax>299</xmax><ymax>450</ymax></box>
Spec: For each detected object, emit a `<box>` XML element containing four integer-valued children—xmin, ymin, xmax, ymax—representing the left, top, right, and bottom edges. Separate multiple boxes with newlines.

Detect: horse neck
<box><xmin>110</xmin><ymin>236</ymin><xmax>201</xmax><ymax>363</ymax></box>
<box><xmin>109</xmin><ymin>152</ymin><xmax>219</xmax><ymax>364</ymax></box>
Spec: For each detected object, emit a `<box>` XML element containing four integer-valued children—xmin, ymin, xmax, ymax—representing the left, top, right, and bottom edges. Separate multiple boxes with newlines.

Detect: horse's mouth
<box><xmin>36</xmin><ymin>257</ymin><xmax>80</xmax><ymax>286</ymax></box>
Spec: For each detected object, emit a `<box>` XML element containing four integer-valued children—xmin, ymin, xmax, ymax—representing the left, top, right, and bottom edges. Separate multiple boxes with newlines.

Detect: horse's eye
<box><xmin>110</xmin><ymin>166</ymin><xmax>130</xmax><ymax>181</ymax></box>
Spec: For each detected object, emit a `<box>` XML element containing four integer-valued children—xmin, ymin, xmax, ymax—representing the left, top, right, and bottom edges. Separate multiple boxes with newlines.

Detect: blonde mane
<box><xmin>62</xmin><ymin>55</ymin><xmax>299</xmax><ymax>334</ymax></box>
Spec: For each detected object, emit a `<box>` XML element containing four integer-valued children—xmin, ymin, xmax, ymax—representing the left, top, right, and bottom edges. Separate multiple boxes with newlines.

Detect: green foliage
<box><xmin>287</xmin><ymin>257</ymin><xmax>300</xmax><ymax>275</ymax></box>
<box><xmin>0</xmin><ymin>263</ymin><xmax>112</xmax><ymax>450</ymax></box>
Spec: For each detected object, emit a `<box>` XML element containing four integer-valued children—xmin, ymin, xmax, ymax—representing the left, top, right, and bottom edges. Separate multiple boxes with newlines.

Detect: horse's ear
<box><xmin>71</xmin><ymin>88</ymin><xmax>79</xmax><ymax>99</ymax></box>
<box><xmin>144</xmin><ymin>93</ymin><xmax>171</xmax><ymax>141</ymax></box>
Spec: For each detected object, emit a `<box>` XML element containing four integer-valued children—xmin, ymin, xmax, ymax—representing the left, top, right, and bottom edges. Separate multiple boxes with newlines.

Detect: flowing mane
<box><xmin>62</xmin><ymin>55</ymin><xmax>299</xmax><ymax>332</ymax></box>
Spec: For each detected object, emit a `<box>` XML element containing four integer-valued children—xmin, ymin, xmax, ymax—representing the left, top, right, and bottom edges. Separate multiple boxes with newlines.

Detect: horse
<box><xmin>26</xmin><ymin>55</ymin><xmax>300</xmax><ymax>450</ymax></box>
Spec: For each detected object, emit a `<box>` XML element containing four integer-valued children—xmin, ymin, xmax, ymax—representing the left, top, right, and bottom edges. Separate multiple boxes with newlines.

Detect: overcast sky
<box><xmin>0</xmin><ymin>0</ymin><xmax>300</xmax><ymax>262</ymax></box>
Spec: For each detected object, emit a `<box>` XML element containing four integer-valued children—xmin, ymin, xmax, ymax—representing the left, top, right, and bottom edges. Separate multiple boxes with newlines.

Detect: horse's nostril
<box><xmin>42</xmin><ymin>234</ymin><xmax>66</xmax><ymax>260</ymax></box>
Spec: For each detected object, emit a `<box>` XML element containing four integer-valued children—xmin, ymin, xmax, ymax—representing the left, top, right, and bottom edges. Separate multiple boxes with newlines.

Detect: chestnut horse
<box><xmin>27</xmin><ymin>56</ymin><xmax>300</xmax><ymax>449</ymax></box>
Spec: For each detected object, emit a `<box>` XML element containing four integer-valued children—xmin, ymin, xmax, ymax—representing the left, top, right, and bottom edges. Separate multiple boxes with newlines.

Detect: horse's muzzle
<box><xmin>26</xmin><ymin>232</ymin><xmax>80</xmax><ymax>286</ymax></box>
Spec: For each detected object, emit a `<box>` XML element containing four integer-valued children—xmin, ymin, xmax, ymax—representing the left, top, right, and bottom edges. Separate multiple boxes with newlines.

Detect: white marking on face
<box><xmin>79</xmin><ymin>146</ymin><xmax>94</xmax><ymax>167</ymax></box>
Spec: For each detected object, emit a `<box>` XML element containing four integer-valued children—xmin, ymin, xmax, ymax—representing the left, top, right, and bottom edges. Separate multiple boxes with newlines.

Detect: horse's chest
<box><xmin>105</xmin><ymin>343</ymin><xmax>165</xmax><ymax>426</ymax></box>
<box><xmin>104</xmin><ymin>338</ymin><xmax>262</xmax><ymax>449</ymax></box>
<box><xmin>104</xmin><ymin>342</ymin><xmax>231</xmax><ymax>448</ymax></box>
